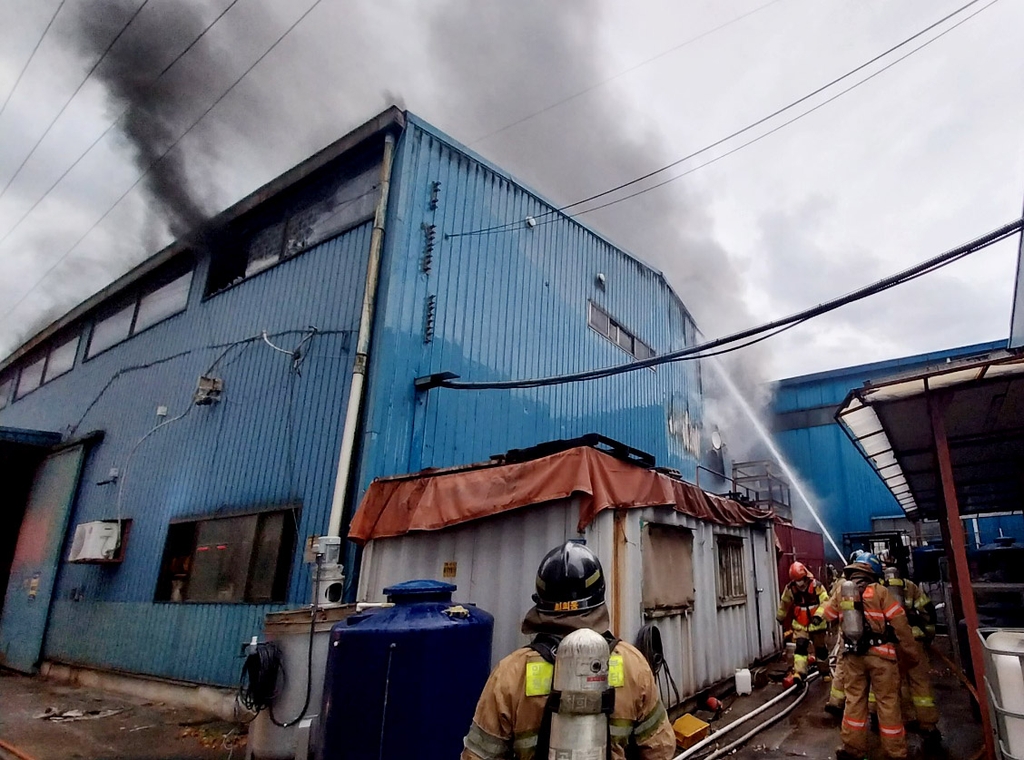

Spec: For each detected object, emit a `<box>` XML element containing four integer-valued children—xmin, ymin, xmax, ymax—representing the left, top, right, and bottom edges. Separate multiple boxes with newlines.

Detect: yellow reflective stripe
<box><xmin>913</xmin><ymin>695</ymin><xmax>936</xmax><ymax>707</ymax></box>
<box><xmin>634</xmin><ymin>701</ymin><xmax>668</xmax><ymax>742</ymax></box>
<box><xmin>524</xmin><ymin>660</ymin><xmax>553</xmax><ymax>697</ymax></box>
<box><xmin>513</xmin><ymin>731</ymin><xmax>538</xmax><ymax>750</ymax></box>
<box><xmin>609</xmin><ymin>654</ymin><xmax>624</xmax><ymax>688</ymax></box>
<box><xmin>868</xmin><ymin>691</ymin><xmax>877</xmax><ymax>703</ymax></box>
<box><xmin>585</xmin><ymin>569</ymin><xmax>601</xmax><ymax>588</ymax></box>
<box><xmin>610</xmin><ymin>719</ymin><xmax>632</xmax><ymax>744</ymax></box>
<box><xmin>465</xmin><ymin>723</ymin><xmax>509</xmax><ymax>759</ymax></box>
<box><xmin>840</xmin><ymin>600</ymin><xmax>856</xmax><ymax>610</ymax></box>
<box><xmin>830</xmin><ymin>687</ymin><xmax>845</xmax><ymax>700</ymax></box>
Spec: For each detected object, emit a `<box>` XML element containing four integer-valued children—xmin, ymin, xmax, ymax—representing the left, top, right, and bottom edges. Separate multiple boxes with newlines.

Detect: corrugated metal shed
<box><xmin>358</xmin><ymin>500</ymin><xmax>778</xmax><ymax>704</ymax></box>
<box><xmin>772</xmin><ymin>340</ymin><xmax>1008</xmax><ymax>541</ymax></box>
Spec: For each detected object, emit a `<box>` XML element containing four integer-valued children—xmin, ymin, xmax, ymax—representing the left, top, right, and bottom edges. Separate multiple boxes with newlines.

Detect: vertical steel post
<box><xmin>928</xmin><ymin>391</ymin><xmax>996</xmax><ymax>760</ymax></box>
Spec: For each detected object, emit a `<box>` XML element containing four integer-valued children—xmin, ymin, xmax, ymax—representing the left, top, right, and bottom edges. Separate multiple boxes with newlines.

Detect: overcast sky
<box><xmin>0</xmin><ymin>0</ymin><xmax>1021</xmax><ymax>383</ymax></box>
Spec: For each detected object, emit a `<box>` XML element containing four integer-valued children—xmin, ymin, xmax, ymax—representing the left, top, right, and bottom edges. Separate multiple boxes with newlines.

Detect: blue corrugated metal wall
<box><xmin>0</xmin><ymin>223</ymin><xmax>372</xmax><ymax>685</ymax></box>
<box><xmin>358</xmin><ymin>117</ymin><xmax>704</xmax><ymax>500</ymax></box>
<box><xmin>772</xmin><ymin>340</ymin><xmax>1008</xmax><ymax>541</ymax></box>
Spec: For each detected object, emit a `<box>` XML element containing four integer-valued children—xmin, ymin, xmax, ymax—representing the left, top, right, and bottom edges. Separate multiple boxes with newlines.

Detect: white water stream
<box><xmin>709</xmin><ymin>358</ymin><xmax>845</xmax><ymax>561</ymax></box>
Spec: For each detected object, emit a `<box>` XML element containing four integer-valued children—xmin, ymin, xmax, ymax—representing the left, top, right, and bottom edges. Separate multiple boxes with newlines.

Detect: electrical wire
<box><xmin>0</xmin><ymin>0</ymin><xmax>68</xmax><ymax>122</ymax></box>
<box><xmin>449</xmin><ymin>0</ymin><xmax>992</xmax><ymax>239</ymax></box>
<box><xmin>0</xmin><ymin>0</ymin><xmax>246</xmax><ymax>249</ymax></box>
<box><xmin>435</xmin><ymin>216</ymin><xmax>1024</xmax><ymax>390</ymax></box>
<box><xmin>467</xmin><ymin>0</ymin><xmax>786</xmax><ymax>147</ymax></box>
<box><xmin>0</xmin><ymin>0</ymin><xmax>153</xmax><ymax>201</ymax></box>
<box><xmin>0</xmin><ymin>0</ymin><xmax>326</xmax><ymax>323</ymax></box>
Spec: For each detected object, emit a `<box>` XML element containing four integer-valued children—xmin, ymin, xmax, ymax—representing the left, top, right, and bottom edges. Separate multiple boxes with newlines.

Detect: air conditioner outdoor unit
<box><xmin>68</xmin><ymin>521</ymin><xmax>121</xmax><ymax>563</ymax></box>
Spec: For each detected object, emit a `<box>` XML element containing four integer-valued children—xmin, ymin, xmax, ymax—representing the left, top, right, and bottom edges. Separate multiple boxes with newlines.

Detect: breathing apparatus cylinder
<box><xmin>549</xmin><ymin>628</ymin><xmax>611</xmax><ymax>757</ymax></box>
<box><xmin>840</xmin><ymin>579</ymin><xmax>864</xmax><ymax>647</ymax></box>
<box><xmin>883</xmin><ymin>567</ymin><xmax>905</xmax><ymax>608</ymax></box>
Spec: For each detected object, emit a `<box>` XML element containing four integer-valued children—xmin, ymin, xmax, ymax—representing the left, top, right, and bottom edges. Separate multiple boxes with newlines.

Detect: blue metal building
<box><xmin>772</xmin><ymin>339</ymin><xmax>1023</xmax><ymax>545</ymax></box>
<box><xmin>0</xmin><ymin>108</ymin><xmax>706</xmax><ymax>686</ymax></box>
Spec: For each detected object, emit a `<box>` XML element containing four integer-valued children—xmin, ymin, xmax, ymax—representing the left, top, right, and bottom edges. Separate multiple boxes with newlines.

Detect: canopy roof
<box><xmin>348</xmin><ymin>445</ymin><xmax>772</xmax><ymax>544</ymax></box>
<box><xmin>836</xmin><ymin>349</ymin><xmax>1024</xmax><ymax>519</ymax></box>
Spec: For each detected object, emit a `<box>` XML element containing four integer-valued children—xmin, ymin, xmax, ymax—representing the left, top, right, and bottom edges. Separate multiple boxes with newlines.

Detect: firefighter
<box><xmin>777</xmin><ymin>561</ymin><xmax>830</xmax><ymax>682</ymax></box>
<box><xmin>883</xmin><ymin>565</ymin><xmax>941</xmax><ymax>750</ymax></box>
<box><xmin>819</xmin><ymin>552</ymin><xmax>920</xmax><ymax>760</ymax></box>
<box><xmin>825</xmin><ymin>552</ymin><xmax>864</xmax><ymax>716</ymax></box>
<box><xmin>462</xmin><ymin>541</ymin><xmax>675</xmax><ymax>760</ymax></box>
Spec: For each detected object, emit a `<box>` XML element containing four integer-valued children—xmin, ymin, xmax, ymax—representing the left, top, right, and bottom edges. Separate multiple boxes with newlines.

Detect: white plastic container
<box><xmin>735</xmin><ymin>668</ymin><xmax>752</xmax><ymax>695</ymax></box>
<box><xmin>986</xmin><ymin>630</ymin><xmax>1024</xmax><ymax>758</ymax></box>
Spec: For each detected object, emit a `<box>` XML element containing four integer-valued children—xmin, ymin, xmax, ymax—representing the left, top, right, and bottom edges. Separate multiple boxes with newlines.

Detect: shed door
<box><xmin>0</xmin><ymin>444</ymin><xmax>86</xmax><ymax>672</ymax></box>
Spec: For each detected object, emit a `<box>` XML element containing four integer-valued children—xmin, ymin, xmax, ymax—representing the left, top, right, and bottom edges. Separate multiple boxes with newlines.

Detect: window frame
<box><xmin>715</xmin><ymin>535</ymin><xmax>747</xmax><ymax>608</ymax></box>
<box><xmin>641</xmin><ymin>522</ymin><xmax>696</xmax><ymax>618</ymax></box>
<box><xmin>587</xmin><ymin>300</ymin><xmax>656</xmax><ymax>366</ymax></box>
<box><xmin>14</xmin><ymin>355</ymin><xmax>47</xmax><ymax>399</ymax></box>
<box><xmin>0</xmin><ymin>374</ymin><xmax>13</xmax><ymax>410</ymax></box>
<box><xmin>155</xmin><ymin>505</ymin><xmax>298</xmax><ymax>604</ymax></box>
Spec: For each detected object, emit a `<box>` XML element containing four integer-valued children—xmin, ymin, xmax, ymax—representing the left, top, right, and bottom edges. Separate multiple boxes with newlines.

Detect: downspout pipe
<box><xmin>326</xmin><ymin>132</ymin><xmax>396</xmax><ymax>538</ymax></box>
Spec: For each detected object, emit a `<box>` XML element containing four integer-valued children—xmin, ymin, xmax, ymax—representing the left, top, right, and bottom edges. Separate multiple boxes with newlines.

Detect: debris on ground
<box><xmin>33</xmin><ymin>707</ymin><xmax>124</xmax><ymax>721</ymax></box>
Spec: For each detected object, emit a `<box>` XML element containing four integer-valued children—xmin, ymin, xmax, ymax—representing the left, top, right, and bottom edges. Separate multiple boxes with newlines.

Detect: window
<box><xmin>134</xmin><ymin>271</ymin><xmax>192</xmax><ymax>333</ymax></box>
<box><xmin>206</xmin><ymin>160</ymin><xmax>381</xmax><ymax>296</ymax></box>
<box><xmin>87</xmin><ymin>264</ymin><xmax>193</xmax><ymax>359</ymax></box>
<box><xmin>641</xmin><ymin>523</ymin><xmax>695</xmax><ymax>616</ymax></box>
<box><xmin>588</xmin><ymin>301</ymin><xmax>656</xmax><ymax>364</ymax></box>
<box><xmin>155</xmin><ymin>508</ymin><xmax>297</xmax><ymax>603</ymax></box>
<box><xmin>716</xmin><ymin>536</ymin><xmax>746</xmax><ymax>607</ymax></box>
<box><xmin>0</xmin><ymin>374</ymin><xmax>15</xmax><ymax>409</ymax></box>
<box><xmin>44</xmin><ymin>335</ymin><xmax>79</xmax><ymax>382</ymax></box>
<box><xmin>15</xmin><ymin>356</ymin><xmax>46</xmax><ymax>399</ymax></box>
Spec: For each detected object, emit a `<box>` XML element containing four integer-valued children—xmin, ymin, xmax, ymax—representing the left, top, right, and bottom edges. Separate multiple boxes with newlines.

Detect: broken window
<box><xmin>716</xmin><ymin>535</ymin><xmax>747</xmax><ymax>607</ymax></box>
<box><xmin>641</xmin><ymin>523</ymin><xmax>695</xmax><ymax>616</ymax></box>
<box><xmin>155</xmin><ymin>507</ymin><xmax>297</xmax><ymax>604</ymax></box>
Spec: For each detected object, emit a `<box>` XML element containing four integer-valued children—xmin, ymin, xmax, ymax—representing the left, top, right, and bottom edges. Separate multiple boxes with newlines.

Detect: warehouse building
<box><xmin>0</xmin><ymin>108</ymin><xmax>713</xmax><ymax>687</ymax></box>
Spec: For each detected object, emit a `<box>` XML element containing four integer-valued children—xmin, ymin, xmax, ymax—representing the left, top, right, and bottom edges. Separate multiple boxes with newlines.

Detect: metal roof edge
<box><xmin>403</xmin><ymin>114</ymin><xmax>700</xmax><ymax>332</ymax></box>
<box><xmin>771</xmin><ymin>339</ymin><xmax>1008</xmax><ymax>388</ymax></box>
<box><xmin>1</xmin><ymin>107</ymin><xmax>406</xmax><ymax>373</ymax></box>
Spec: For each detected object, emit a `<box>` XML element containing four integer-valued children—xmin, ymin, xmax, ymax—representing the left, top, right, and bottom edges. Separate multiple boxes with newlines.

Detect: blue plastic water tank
<box><xmin>318</xmin><ymin>580</ymin><xmax>494</xmax><ymax>758</ymax></box>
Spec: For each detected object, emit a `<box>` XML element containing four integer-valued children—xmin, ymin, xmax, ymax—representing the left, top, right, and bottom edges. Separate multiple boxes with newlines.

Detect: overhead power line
<box><xmin>0</xmin><ymin>0</ymin><xmax>325</xmax><ymax>325</ymax></box>
<box><xmin>0</xmin><ymin>0</ymin><xmax>245</xmax><ymax>250</ymax></box>
<box><xmin>0</xmin><ymin>0</ymin><xmax>68</xmax><ymax>122</ymax></box>
<box><xmin>434</xmin><ymin>217</ymin><xmax>1024</xmax><ymax>390</ymax></box>
<box><xmin>449</xmin><ymin>0</ymin><xmax>992</xmax><ymax>239</ymax></box>
<box><xmin>0</xmin><ymin>0</ymin><xmax>153</xmax><ymax>202</ymax></box>
<box><xmin>467</xmin><ymin>0</ymin><xmax>787</xmax><ymax>148</ymax></box>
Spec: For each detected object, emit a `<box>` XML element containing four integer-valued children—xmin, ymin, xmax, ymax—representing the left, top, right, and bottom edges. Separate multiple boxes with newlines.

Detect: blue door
<box><xmin>0</xmin><ymin>444</ymin><xmax>86</xmax><ymax>672</ymax></box>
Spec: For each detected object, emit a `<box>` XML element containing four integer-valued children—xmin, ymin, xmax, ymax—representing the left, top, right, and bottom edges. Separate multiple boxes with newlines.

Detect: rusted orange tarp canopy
<box><xmin>348</xmin><ymin>446</ymin><xmax>772</xmax><ymax>544</ymax></box>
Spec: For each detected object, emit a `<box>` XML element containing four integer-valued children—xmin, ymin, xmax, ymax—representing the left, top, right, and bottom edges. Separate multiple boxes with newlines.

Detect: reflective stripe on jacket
<box><xmin>462</xmin><ymin>640</ymin><xmax>675</xmax><ymax>760</ymax></box>
<box><xmin>820</xmin><ymin>582</ymin><xmax>919</xmax><ymax>663</ymax></box>
<box><xmin>777</xmin><ymin>579</ymin><xmax>829</xmax><ymax>632</ymax></box>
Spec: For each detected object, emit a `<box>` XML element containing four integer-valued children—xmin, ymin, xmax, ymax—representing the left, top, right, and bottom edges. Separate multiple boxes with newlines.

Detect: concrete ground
<box><xmin>0</xmin><ymin>670</ymin><xmax>244</xmax><ymax>760</ymax></box>
<box><xmin>689</xmin><ymin>639</ymin><xmax>982</xmax><ymax>760</ymax></box>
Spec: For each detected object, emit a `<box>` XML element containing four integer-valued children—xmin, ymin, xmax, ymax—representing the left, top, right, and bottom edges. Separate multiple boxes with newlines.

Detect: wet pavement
<box><xmin>0</xmin><ymin>670</ymin><xmax>244</xmax><ymax>760</ymax></box>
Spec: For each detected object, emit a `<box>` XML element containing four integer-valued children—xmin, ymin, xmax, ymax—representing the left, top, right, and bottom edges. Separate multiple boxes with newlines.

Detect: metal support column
<box><xmin>929</xmin><ymin>391</ymin><xmax>996</xmax><ymax>760</ymax></box>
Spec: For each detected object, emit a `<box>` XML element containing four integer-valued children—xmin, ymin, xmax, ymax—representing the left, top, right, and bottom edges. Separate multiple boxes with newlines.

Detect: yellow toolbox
<box><xmin>673</xmin><ymin>713</ymin><xmax>710</xmax><ymax>749</ymax></box>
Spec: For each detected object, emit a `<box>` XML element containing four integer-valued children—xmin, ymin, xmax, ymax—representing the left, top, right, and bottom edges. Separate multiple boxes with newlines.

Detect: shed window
<box><xmin>88</xmin><ymin>304</ymin><xmax>135</xmax><ymax>358</ymax></box>
<box><xmin>44</xmin><ymin>335</ymin><xmax>79</xmax><ymax>382</ymax></box>
<box><xmin>716</xmin><ymin>536</ymin><xmax>746</xmax><ymax>607</ymax></box>
<box><xmin>15</xmin><ymin>356</ymin><xmax>46</xmax><ymax>399</ymax></box>
<box><xmin>0</xmin><ymin>374</ymin><xmax>15</xmax><ymax>409</ymax></box>
<box><xmin>641</xmin><ymin>523</ymin><xmax>695</xmax><ymax>616</ymax></box>
<box><xmin>134</xmin><ymin>271</ymin><xmax>192</xmax><ymax>333</ymax></box>
<box><xmin>155</xmin><ymin>507</ymin><xmax>297</xmax><ymax>603</ymax></box>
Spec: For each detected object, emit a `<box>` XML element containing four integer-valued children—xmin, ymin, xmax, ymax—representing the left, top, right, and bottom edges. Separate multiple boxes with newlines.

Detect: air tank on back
<box><xmin>318</xmin><ymin>580</ymin><xmax>493</xmax><ymax>759</ymax></box>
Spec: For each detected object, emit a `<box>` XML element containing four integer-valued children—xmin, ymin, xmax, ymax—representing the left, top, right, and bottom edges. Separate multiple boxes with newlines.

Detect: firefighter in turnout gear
<box><xmin>462</xmin><ymin>541</ymin><xmax>675</xmax><ymax>760</ymax></box>
<box><xmin>777</xmin><ymin>561</ymin><xmax>830</xmax><ymax>681</ymax></box>
<box><xmin>819</xmin><ymin>552</ymin><xmax>920</xmax><ymax>760</ymax></box>
<box><xmin>883</xmin><ymin>565</ymin><xmax>941</xmax><ymax>749</ymax></box>
<box><xmin>825</xmin><ymin>552</ymin><xmax>864</xmax><ymax>716</ymax></box>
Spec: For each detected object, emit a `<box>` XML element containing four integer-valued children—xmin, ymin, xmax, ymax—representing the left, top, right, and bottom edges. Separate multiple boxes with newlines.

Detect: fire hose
<box><xmin>672</xmin><ymin>672</ymin><xmax>819</xmax><ymax>760</ymax></box>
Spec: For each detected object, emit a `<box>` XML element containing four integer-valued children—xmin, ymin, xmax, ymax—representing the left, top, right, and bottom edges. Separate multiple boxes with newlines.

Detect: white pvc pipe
<box><xmin>702</xmin><ymin>674</ymin><xmax>813</xmax><ymax>760</ymax></box>
<box><xmin>672</xmin><ymin>672</ymin><xmax>819</xmax><ymax>760</ymax></box>
<box><xmin>326</xmin><ymin>132</ymin><xmax>396</xmax><ymax>538</ymax></box>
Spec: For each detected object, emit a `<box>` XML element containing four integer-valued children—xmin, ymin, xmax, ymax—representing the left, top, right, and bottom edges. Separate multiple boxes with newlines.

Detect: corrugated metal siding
<box><xmin>0</xmin><ymin>222</ymin><xmax>373</xmax><ymax>684</ymax></box>
<box><xmin>358</xmin><ymin>501</ymin><xmax>779</xmax><ymax>705</ymax></box>
<box><xmin>358</xmin><ymin>118</ymin><xmax>703</xmax><ymax>500</ymax></box>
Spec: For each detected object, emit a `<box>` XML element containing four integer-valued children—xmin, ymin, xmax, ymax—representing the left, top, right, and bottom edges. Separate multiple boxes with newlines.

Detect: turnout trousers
<box><xmin>902</xmin><ymin>649</ymin><xmax>939</xmax><ymax>731</ymax></box>
<box><xmin>841</xmin><ymin>653</ymin><xmax>907</xmax><ymax>759</ymax></box>
<box><xmin>794</xmin><ymin>629</ymin><xmax>830</xmax><ymax>678</ymax></box>
<box><xmin>828</xmin><ymin>648</ymin><xmax>846</xmax><ymax>709</ymax></box>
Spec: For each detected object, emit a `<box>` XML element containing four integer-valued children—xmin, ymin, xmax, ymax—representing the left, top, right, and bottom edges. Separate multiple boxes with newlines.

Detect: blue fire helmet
<box><xmin>845</xmin><ymin>551</ymin><xmax>883</xmax><ymax>579</ymax></box>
